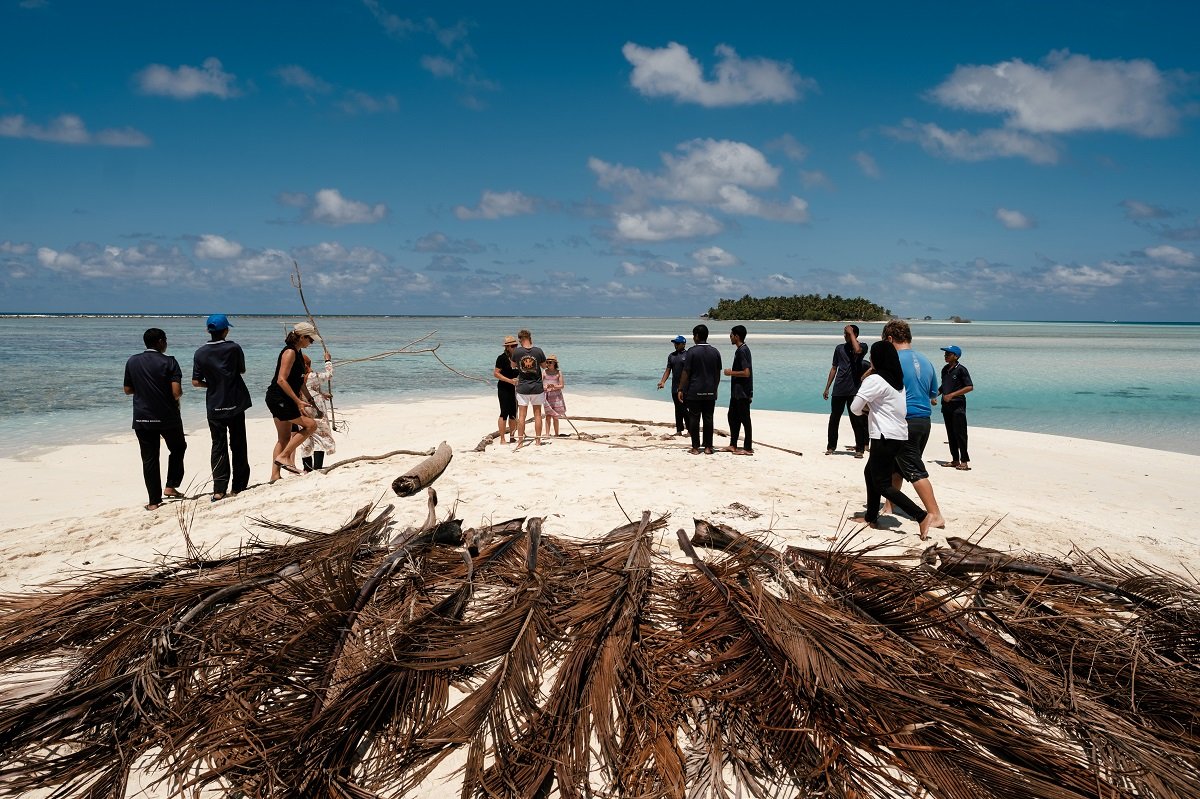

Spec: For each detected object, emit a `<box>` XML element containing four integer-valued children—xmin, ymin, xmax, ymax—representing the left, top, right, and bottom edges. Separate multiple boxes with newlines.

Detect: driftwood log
<box><xmin>392</xmin><ymin>441</ymin><xmax>453</xmax><ymax>497</ymax></box>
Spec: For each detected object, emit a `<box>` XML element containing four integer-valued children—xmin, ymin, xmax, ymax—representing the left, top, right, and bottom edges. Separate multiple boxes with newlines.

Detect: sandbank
<box><xmin>1</xmin><ymin>392</ymin><xmax>1195</xmax><ymax>594</ymax></box>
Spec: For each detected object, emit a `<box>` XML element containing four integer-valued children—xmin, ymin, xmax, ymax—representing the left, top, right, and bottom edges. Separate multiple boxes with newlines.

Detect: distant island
<box><xmin>706</xmin><ymin>294</ymin><xmax>891</xmax><ymax>321</ymax></box>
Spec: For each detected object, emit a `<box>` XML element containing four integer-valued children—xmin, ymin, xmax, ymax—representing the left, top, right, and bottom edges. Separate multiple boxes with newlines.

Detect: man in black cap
<box><xmin>192</xmin><ymin>314</ymin><xmax>252</xmax><ymax>500</ymax></box>
<box><xmin>938</xmin><ymin>345</ymin><xmax>974</xmax><ymax>470</ymax></box>
<box><xmin>656</xmin><ymin>334</ymin><xmax>690</xmax><ymax>436</ymax></box>
<box><xmin>677</xmin><ymin>324</ymin><xmax>722</xmax><ymax>455</ymax></box>
<box><xmin>124</xmin><ymin>327</ymin><xmax>186</xmax><ymax>510</ymax></box>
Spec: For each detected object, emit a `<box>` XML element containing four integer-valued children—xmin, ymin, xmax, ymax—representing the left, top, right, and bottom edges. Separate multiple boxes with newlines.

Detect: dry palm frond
<box><xmin>2</xmin><ymin>498</ymin><xmax>1200</xmax><ymax>799</ymax></box>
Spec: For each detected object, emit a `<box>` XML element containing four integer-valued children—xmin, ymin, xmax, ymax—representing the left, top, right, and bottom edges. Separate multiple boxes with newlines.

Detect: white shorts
<box><xmin>516</xmin><ymin>392</ymin><xmax>545</xmax><ymax>407</ymax></box>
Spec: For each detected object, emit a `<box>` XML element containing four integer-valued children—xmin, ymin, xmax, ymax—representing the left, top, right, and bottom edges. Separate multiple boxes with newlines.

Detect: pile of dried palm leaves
<box><xmin>1</xmin><ymin>479</ymin><xmax>1199</xmax><ymax>797</ymax></box>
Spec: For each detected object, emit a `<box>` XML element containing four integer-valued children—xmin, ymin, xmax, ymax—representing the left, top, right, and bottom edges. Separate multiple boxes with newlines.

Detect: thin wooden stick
<box><xmin>291</xmin><ymin>260</ymin><xmax>336</xmax><ymax>428</ymax></box>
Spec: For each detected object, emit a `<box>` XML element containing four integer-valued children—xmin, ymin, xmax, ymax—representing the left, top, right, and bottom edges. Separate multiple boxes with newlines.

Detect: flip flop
<box><xmin>274</xmin><ymin>460</ymin><xmax>301</xmax><ymax>474</ymax></box>
<box><xmin>956</xmin><ymin>463</ymin><xmax>972</xmax><ymax>471</ymax></box>
<box><xmin>163</xmin><ymin>490</ymin><xmax>185</xmax><ymax>500</ymax></box>
<box><xmin>144</xmin><ymin>502</ymin><xmax>161</xmax><ymax>511</ymax></box>
<box><xmin>211</xmin><ymin>493</ymin><xmax>226</xmax><ymax>503</ymax></box>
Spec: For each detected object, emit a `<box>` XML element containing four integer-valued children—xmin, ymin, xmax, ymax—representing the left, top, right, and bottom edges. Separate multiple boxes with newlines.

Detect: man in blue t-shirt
<box><xmin>882</xmin><ymin>320</ymin><xmax>945</xmax><ymax>537</ymax></box>
<box><xmin>656</xmin><ymin>335</ymin><xmax>690</xmax><ymax>436</ymax></box>
<box><xmin>124</xmin><ymin>327</ymin><xmax>186</xmax><ymax>510</ymax></box>
<box><xmin>192</xmin><ymin>314</ymin><xmax>253</xmax><ymax>500</ymax></box>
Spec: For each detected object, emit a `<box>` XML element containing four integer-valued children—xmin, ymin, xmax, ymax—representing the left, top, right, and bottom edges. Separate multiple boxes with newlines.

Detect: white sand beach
<box><xmin>2</xmin><ymin>393</ymin><xmax>1195</xmax><ymax>593</ymax></box>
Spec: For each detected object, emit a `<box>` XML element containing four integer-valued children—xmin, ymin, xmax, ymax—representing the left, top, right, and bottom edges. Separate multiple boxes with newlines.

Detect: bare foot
<box><xmin>846</xmin><ymin>514</ymin><xmax>880</xmax><ymax>529</ymax></box>
<box><xmin>940</xmin><ymin>461</ymin><xmax>960</xmax><ymax>468</ymax></box>
<box><xmin>824</xmin><ymin>449</ymin><xmax>834</xmax><ymax>455</ymax></box>
<box><xmin>854</xmin><ymin>451</ymin><xmax>864</xmax><ymax>459</ymax></box>
<box><xmin>881</xmin><ymin>502</ymin><xmax>893</xmax><ymax>515</ymax></box>
<box><xmin>144</xmin><ymin>502</ymin><xmax>161</xmax><ymax>511</ymax></box>
<box><xmin>704</xmin><ymin>447</ymin><xmax>714</xmax><ymax>455</ymax></box>
<box><xmin>723</xmin><ymin>446</ymin><xmax>740</xmax><ymax>453</ymax></box>
<box><xmin>732</xmin><ymin>448</ymin><xmax>753</xmax><ymax>456</ymax></box>
<box><xmin>918</xmin><ymin>513</ymin><xmax>940</xmax><ymax>540</ymax></box>
<box><xmin>956</xmin><ymin>463</ymin><xmax>971</xmax><ymax>471</ymax></box>
<box><xmin>163</xmin><ymin>488</ymin><xmax>184</xmax><ymax>499</ymax></box>
<box><xmin>688</xmin><ymin>448</ymin><xmax>701</xmax><ymax>455</ymax></box>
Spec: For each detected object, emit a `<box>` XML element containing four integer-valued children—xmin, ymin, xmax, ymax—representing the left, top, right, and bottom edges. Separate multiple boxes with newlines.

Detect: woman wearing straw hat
<box><xmin>493</xmin><ymin>335</ymin><xmax>520</xmax><ymax>443</ymax></box>
<box><xmin>265</xmin><ymin>322</ymin><xmax>318</xmax><ymax>481</ymax></box>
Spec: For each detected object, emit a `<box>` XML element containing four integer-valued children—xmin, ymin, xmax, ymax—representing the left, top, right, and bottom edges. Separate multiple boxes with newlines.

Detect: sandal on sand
<box><xmin>144</xmin><ymin>502</ymin><xmax>161</xmax><ymax>511</ymax></box>
<box><xmin>854</xmin><ymin>452</ymin><xmax>864</xmax><ymax>459</ymax></box>
<box><xmin>733</xmin><ymin>449</ymin><xmax>753</xmax><ymax>456</ymax></box>
<box><xmin>688</xmin><ymin>448</ymin><xmax>701</xmax><ymax>455</ymax></box>
<box><xmin>163</xmin><ymin>489</ymin><xmax>185</xmax><ymax>499</ymax></box>
<box><xmin>704</xmin><ymin>447</ymin><xmax>714</xmax><ymax>455</ymax></box>
<box><xmin>956</xmin><ymin>463</ymin><xmax>972</xmax><ymax>471</ymax></box>
<box><xmin>211</xmin><ymin>493</ymin><xmax>226</xmax><ymax>503</ymax></box>
<box><xmin>274</xmin><ymin>459</ymin><xmax>301</xmax><ymax>474</ymax></box>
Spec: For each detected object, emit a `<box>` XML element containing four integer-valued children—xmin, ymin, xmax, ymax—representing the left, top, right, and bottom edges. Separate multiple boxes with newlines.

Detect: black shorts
<box><xmin>265</xmin><ymin>390</ymin><xmax>301</xmax><ymax>422</ymax></box>
<box><xmin>894</xmin><ymin>416</ymin><xmax>931</xmax><ymax>482</ymax></box>
<box><xmin>497</xmin><ymin>389</ymin><xmax>517</xmax><ymax>419</ymax></box>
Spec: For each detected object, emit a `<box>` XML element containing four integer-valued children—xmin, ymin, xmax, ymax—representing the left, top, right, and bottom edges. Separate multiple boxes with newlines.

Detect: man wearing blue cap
<box><xmin>192</xmin><ymin>314</ymin><xmax>253</xmax><ymax>500</ymax></box>
<box><xmin>656</xmin><ymin>335</ymin><xmax>690</xmax><ymax>436</ymax></box>
<box><xmin>938</xmin><ymin>345</ymin><xmax>973</xmax><ymax>470</ymax></box>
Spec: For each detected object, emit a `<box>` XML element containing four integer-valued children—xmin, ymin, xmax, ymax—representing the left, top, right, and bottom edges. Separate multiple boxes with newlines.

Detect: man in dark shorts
<box><xmin>677</xmin><ymin>323</ymin><xmax>722</xmax><ymax>455</ymax></box>
<box><xmin>882</xmin><ymin>319</ymin><xmax>945</xmax><ymax>535</ymax></box>
<box><xmin>192</xmin><ymin>314</ymin><xmax>252</xmax><ymax>501</ymax></box>
<box><xmin>494</xmin><ymin>334</ymin><xmax>520</xmax><ymax>443</ymax></box>
<box><xmin>723</xmin><ymin>324</ymin><xmax>753</xmax><ymax>454</ymax></box>
<box><xmin>822</xmin><ymin>324</ymin><xmax>868</xmax><ymax>457</ymax></box>
<box><xmin>124</xmin><ymin>327</ymin><xmax>186</xmax><ymax>510</ymax></box>
<box><xmin>939</xmin><ymin>345</ymin><xmax>974</xmax><ymax>470</ymax></box>
<box><xmin>656</xmin><ymin>335</ymin><xmax>689</xmax><ymax>436</ymax></box>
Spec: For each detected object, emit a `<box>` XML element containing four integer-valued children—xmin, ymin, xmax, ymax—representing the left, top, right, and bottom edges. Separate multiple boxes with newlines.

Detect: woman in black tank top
<box><xmin>267</xmin><ymin>323</ymin><xmax>318</xmax><ymax>481</ymax></box>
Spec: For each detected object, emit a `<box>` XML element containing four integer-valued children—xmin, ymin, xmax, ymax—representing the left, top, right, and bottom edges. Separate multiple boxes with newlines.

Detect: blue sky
<box><xmin>2</xmin><ymin>0</ymin><xmax>1198</xmax><ymax>320</ymax></box>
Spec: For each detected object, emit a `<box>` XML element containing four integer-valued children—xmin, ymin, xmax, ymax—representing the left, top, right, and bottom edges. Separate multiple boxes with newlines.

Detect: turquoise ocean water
<box><xmin>1</xmin><ymin>315</ymin><xmax>1198</xmax><ymax>457</ymax></box>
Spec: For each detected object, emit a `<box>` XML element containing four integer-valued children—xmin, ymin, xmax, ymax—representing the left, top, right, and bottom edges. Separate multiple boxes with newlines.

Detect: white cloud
<box><xmin>800</xmin><ymin>170</ymin><xmax>834</xmax><ymax>190</ymax></box>
<box><xmin>613</xmin><ymin>207</ymin><xmax>722</xmax><ymax>241</ymax></box>
<box><xmin>623</xmin><ymin>42</ymin><xmax>816</xmax><ymax>107</ymax></box>
<box><xmin>421</xmin><ymin>55</ymin><xmax>458</xmax><ymax>78</ymax></box>
<box><xmin>766</xmin><ymin>133</ymin><xmax>808</xmax><ymax>162</ymax></box>
<box><xmin>1</xmin><ymin>241</ymin><xmax>32</xmax><ymax>255</ymax></box>
<box><xmin>931</xmin><ymin>50</ymin><xmax>1184</xmax><ymax>137</ymax></box>
<box><xmin>854</xmin><ymin>151</ymin><xmax>881</xmax><ymax>179</ymax></box>
<box><xmin>229</xmin><ymin>248</ymin><xmax>291</xmax><ymax>284</ymax></box>
<box><xmin>277</xmin><ymin>191</ymin><xmax>310</xmax><ymax>208</ymax></box>
<box><xmin>885</xmin><ymin>119</ymin><xmax>1059</xmax><ymax>164</ymax></box>
<box><xmin>194</xmin><ymin>234</ymin><xmax>243</xmax><ymax>259</ymax></box>
<box><xmin>1121</xmin><ymin>199</ymin><xmax>1171</xmax><ymax>220</ymax></box>
<box><xmin>1144</xmin><ymin>245</ymin><xmax>1196</xmax><ymax>266</ymax></box>
<box><xmin>413</xmin><ymin>231</ymin><xmax>484</xmax><ymax>254</ymax></box>
<box><xmin>996</xmin><ymin>208</ymin><xmax>1036</xmax><ymax>230</ymax></box>
<box><xmin>617</xmin><ymin>261</ymin><xmax>644</xmax><ymax>276</ymax></box>
<box><xmin>0</xmin><ymin>114</ymin><xmax>150</xmax><ymax>147</ymax></box>
<box><xmin>275</xmin><ymin>64</ymin><xmax>332</xmax><ymax>94</ymax></box>
<box><xmin>764</xmin><ymin>273</ymin><xmax>796</xmax><ymax>290</ymax></box>
<box><xmin>308</xmin><ymin>188</ymin><xmax>388</xmax><ymax>225</ymax></box>
<box><xmin>35</xmin><ymin>243</ymin><xmax>193</xmax><ymax>284</ymax></box>
<box><xmin>337</xmin><ymin>90</ymin><xmax>398</xmax><ymax>114</ymax></box>
<box><xmin>1043</xmin><ymin>261</ymin><xmax>1134</xmax><ymax>288</ymax></box>
<box><xmin>691</xmin><ymin>245</ymin><xmax>739</xmax><ymax>267</ymax></box>
<box><xmin>898</xmin><ymin>271</ymin><xmax>957</xmax><ymax>291</ymax></box>
<box><xmin>135</xmin><ymin>57</ymin><xmax>240</xmax><ymax>100</ymax></box>
<box><xmin>293</xmin><ymin>241</ymin><xmax>391</xmax><ymax>266</ymax></box>
<box><xmin>454</xmin><ymin>190</ymin><xmax>536</xmax><ymax>220</ymax></box>
<box><xmin>37</xmin><ymin>247</ymin><xmax>82</xmax><ymax>270</ymax></box>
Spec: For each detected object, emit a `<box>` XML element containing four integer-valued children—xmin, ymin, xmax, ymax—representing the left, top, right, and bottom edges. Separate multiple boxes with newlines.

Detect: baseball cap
<box><xmin>940</xmin><ymin>345</ymin><xmax>963</xmax><ymax>357</ymax></box>
<box><xmin>293</xmin><ymin>322</ymin><xmax>320</xmax><ymax>339</ymax></box>
<box><xmin>206</xmin><ymin>313</ymin><xmax>231</xmax><ymax>332</ymax></box>
<box><xmin>672</xmin><ymin>335</ymin><xmax>686</xmax><ymax>344</ymax></box>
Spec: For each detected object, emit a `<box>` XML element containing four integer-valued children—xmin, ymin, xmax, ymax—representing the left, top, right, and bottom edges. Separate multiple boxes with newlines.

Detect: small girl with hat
<box><xmin>542</xmin><ymin>354</ymin><xmax>567</xmax><ymax>437</ymax></box>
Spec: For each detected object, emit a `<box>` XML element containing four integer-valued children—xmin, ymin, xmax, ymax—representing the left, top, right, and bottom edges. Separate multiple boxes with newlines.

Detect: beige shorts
<box><xmin>516</xmin><ymin>392</ymin><xmax>545</xmax><ymax>407</ymax></box>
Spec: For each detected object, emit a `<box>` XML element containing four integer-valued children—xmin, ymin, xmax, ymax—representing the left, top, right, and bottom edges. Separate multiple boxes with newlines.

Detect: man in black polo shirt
<box><xmin>656</xmin><ymin>335</ymin><xmax>689</xmax><ymax>436</ymax></box>
<box><xmin>677</xmin><ymin>323</ymin><xmax>722</xmax><ymax>455</ymax></box>
<box><xmin>938</xmin><ymin>344</ymin><xmax>974</xmax><ymax>470</ymax></box>
<box><xmin>192</xmin><ymin>314</ymin><xmax>252</xmax><ymax>500</ymax></box>
<box><xmin>123</xmin><ymin>327</ymin><xmax>186</xmax><ymax>510</ymax></box>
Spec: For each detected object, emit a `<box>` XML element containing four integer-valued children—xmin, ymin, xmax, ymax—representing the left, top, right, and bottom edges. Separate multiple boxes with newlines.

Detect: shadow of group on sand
<box><xmin>1</xmin><ymin>443</ymin><xmax>1198</xmax><ymax>798</ymax></box>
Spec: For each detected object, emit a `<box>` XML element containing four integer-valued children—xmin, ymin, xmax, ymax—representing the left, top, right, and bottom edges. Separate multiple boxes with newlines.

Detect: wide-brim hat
<box><xmin>545</xmin><ymin>353</ymin><xmax>559</xmax><ymax>363</ymax></box>
<box><xmin>293</xmin><ymin>322</ymin><xmax>320</xmax><ymax>339</ymax></box>
<box><xmin>503</xmin><ymin>335</ymin><xmax>518</xmax><ymax>346</ymax></box>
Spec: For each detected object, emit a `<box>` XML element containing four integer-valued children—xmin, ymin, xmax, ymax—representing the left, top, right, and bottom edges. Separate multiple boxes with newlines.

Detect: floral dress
<box><xmin>543</xmin><ymin>370</ymin><xmax>566</xmax><ymax>417</ymax></box>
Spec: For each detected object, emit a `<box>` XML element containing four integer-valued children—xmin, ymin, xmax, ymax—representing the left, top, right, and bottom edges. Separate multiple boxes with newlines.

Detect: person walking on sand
<box><xmin>191</xmin><ymin>314</ymin><xmax>251</xmax><ymax>502</ymax></box>
<box><xmin>494</xmin><ymin>335</ymin><xmax>519</xmax><ymax>443</ymax></box>
<box><xmin>850</xmin><ymin>340</ymin><xmax>933</xmax><ymax>538</ymax></box>
<box><xmin>881</xmin><ymin>320</ymin><xmax>945</xmax><ymax>536</ymax></box>
<box><xmin>542</xmin><ymin>354</ymin><xmax>567</xmax><ymax>437</ymax></box>
<box><xmin>265</xmin><ymin>322</ymin><xmax>318</xmax><ymax>481</ymax></box>
<box><xmin>656</xmin><ymin>335</ymin><xmax>690</xmax><ymax>437</ymax></box>
<box><xmin>124</xmin><ymin>327</ymin><xmax>186</xmax><ymax>510</ymax></box>
<box><xmin>823</xmin><ymin>324</ymin><xmax>869</xmax><ymax>458</ymax></box>
<box><xmin>511</xmin><ymin>329</ymin><xmax>547</xmax><ymax>447</ymax></box>
<box><xmin>298</xmin><ymin>351</ymin><xmax>336</xmax><ymax>472</ymax></box>
<box><xmin>723</xmin><ymin>325</ymin><xmax>753</xmax><ymax>455</ymax></box>
<box><xmin>677</xmin><ymin>323</ymin><xmax>722</xmax><ymax>455</ymax></box>
<box><xmin>939</xmin><ymin>345</ymin><xmax>974</xmax><ymax>470</ymax></box>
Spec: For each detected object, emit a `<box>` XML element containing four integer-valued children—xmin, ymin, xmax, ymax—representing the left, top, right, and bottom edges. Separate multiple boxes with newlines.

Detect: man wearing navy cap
<box><xmin>192</xmin><ymin>314</ymin><xmax>252</xmax><ymax>500</ymax></box>
<box><xmin>656</xmin><ymin>335</ymin><xmax>690</xmax><ymax>436</ymax></box>
<box><xmin>938</xmin><ymin>345</ymin><xmax>973</xmax><ymax>470</ymax></box>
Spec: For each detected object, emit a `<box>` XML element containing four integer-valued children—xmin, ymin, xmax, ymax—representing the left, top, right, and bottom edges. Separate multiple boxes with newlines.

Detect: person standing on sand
<box><xmin>124</xmin><ymin>327</ymin><xmax>186</xmax><ymax>510</ymax></box>
<box><xmin>881</xmin><ymin>319</ymin><xmax>945</xmax><ymax>537</ymax></box>
<box><xmin>494</xmin><ymin>335</ymin><xmax>520</xmax><ymax>444</ymax></box>
<box><xmin>724</xmin><ymin>325</ymin><xmax>753</xmax><ymax>455</ymax></box>
<box><xmin>191</xmin><ymin>314</ymin><xmax>251</xmax><ymax>502</ymax></box>
<box><xmin>850</xmin><ymin>340</ymin><xmax>934</xmax><ymax>538</ymax></box>
<box><xmin>656</xmin><ymin>335</ymin><xmax>690</xmax><ymax>437</ymax></box>
<box><xmin>939</xmin><ymin>345</ymin><xmax>974</xmax><ymax>470</ymax></box>
<box><xmin>823</xmin><ymin>324</ymin><xmax>869</xmax><ymax>458</ymax></box>
<box><xmin>511</xmin><ymin>329</ymin><xmax>547</xmax><ymax>447</ymax></box>
<box><xmin>542</xmin><ymin>354</ymin><xmax>567</xmax><ymax>437</ymax></box>
<box><xmin>677</xmin><ymin>323</ymin><xmax>722</xmax><ymax>455</ymax></box>
<box><xmin>265</xmin><ymin>323</ymin><xmax>318</xmax><ymax>481</ymax></box>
